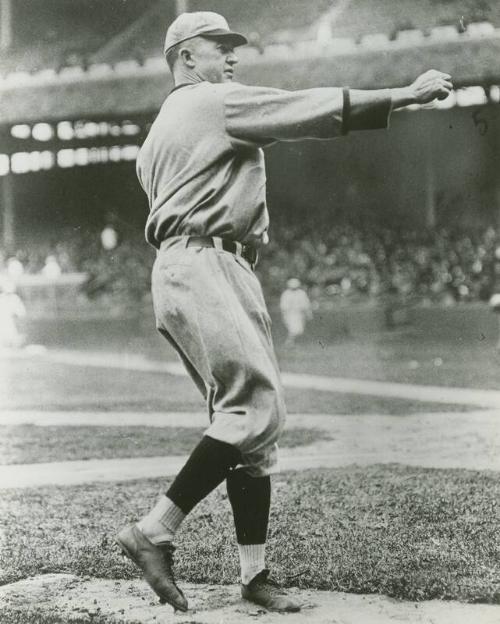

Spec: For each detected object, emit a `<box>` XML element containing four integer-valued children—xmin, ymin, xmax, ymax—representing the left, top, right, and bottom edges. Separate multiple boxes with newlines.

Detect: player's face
<box><xmin>192</xmin><ymin>37</ymin><xmax>238</xmax><ymax>83</ymax></box>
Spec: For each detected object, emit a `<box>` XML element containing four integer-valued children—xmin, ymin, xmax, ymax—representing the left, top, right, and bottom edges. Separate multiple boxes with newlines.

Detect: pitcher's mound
<box><xmin>1</xmin><ymin>573</ymin><xmax>500</xmax><ymax>623</ymax></box>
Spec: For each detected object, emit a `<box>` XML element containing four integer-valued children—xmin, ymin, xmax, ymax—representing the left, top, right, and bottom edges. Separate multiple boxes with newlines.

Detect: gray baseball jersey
<box><xmin>137</xmin><ymin>82</ymin><xmax>392</xmax><ymax>249</ymax></box>
<box><xmin>139</xmin><ymin>81</ymin><xmax>392</xmax><ymax>475</ymax></box>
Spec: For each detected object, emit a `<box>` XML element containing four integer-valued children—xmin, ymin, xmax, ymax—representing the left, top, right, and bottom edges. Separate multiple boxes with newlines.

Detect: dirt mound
<box><xmin>1</xmin><ymin>574</ymin><xmax>500</xmax><ymax>623</ymax></box>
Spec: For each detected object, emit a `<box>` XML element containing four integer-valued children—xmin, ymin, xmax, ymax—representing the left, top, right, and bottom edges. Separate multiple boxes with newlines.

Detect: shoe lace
<box><xmin>157</xmin><ymin>542</ymin><xmax>175</xmax><ymax>555</ymax></box>
<box><xmin>156</xmin><ymin>543</ymin><xmax>186</xmax><ymax>602</ymax></box>
<box><xmin>157</xmin><ymin>543</ymin><xmax>176</xmax><ymax>570</ymax></box>
<box><xmin>253</xmin><ymin>572</ymin><xmax>285</xmax><ymax>595</ymax></box>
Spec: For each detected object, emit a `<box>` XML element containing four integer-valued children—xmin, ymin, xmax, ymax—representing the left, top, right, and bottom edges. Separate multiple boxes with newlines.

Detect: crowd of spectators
<box><xmin>0</xmin><ymin>226</ymin><xmax>154</xmax><ymax>306</ymax></box>
<box><xmin>2</xmin><ymin>221</ymin><xmax>500</xmax><ymax>308</ymax></box>
<box><xmin>261</xmin><ymin>220</ymin><xmax>500</xmax><ymax>305</ymax></box>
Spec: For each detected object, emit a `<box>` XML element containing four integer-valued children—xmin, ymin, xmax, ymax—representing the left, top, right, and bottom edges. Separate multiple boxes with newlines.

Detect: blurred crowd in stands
<box><xmin>0</xmin><ymin>225</ymin><xmax>154</xmax><ymax>306</ymax></box>
<box><xmin>2</xmin><ymin>220</ymin><xmax>500</xmax><ymax>308</ymax></box>
<box><xmin>261</xmin><ymin>220</ymin><xmax>500</xmax><ymax>305</ymax></box>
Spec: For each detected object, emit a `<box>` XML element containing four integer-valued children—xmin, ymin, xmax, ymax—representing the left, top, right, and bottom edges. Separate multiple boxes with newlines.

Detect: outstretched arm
<box><xmin>343</xmin><ymin>70</ymin><xmax>453</xmax><ymax>131</ymax></box>
<box><xmin>224</xmin><ymin>70</ymin><xmax>453</xmax><ymax>144</ymax></box>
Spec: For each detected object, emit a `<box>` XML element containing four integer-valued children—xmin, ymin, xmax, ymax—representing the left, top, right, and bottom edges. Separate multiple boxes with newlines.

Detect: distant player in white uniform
<box><xmin>280</xmin><ymin>278</ymin><xmax>312</xmax><ymax>345</ymax></box>
<box><xmin>115</xmin><ymin>10</ymin><xmax>453</xmax><ymax>614</ymax></box>
<box><xmin>489</xmin><ymin>249</ymin><xmax>500</xmax><ymax>350</ymax></box>
<box><xmin>490</xmin><ymin>293</ymin><xmax>500</xmax><ymax>350</ymax></box>
<box><xmin>0</xmin><ymin>279</ymin><xmax>26</xmax><ymax>349</ymax></box>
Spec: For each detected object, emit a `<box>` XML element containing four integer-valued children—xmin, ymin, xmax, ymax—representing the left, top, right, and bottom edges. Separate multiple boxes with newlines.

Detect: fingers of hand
<box><xmin>427</xmin><ymin>69</ymin><xmax>452</xmax><ymax>81</ymax></box>
<box><xmin>435</xmin><ymin>77</ymin><xmax>453</xmax><ymax>99</ymax></box>
<box><xmin>420</xmin><ymin>76</ymin><xmax>452</xmax><ymax>101</ymax></box>
<box><xmin>412</xmin><ymin>70</ymin><xmax>453</xmax><ymax>103</ymax></box>
<box><xmin>436</xmin><ymin>89</ymin><xmax>450</xmax><ymax>101</ymax></box>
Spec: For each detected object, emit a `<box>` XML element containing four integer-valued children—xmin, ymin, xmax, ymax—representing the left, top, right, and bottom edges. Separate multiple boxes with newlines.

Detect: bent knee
<box><xmin>251</xmin><ymin>386</ymin><xmax>286</xmax><ymax>445</ymax></box>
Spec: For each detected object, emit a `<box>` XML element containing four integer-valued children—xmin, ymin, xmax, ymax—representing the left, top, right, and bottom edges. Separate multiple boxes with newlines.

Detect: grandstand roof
<box><xmin>3</xmin><ymin>0</ymin><xmax>500</xmax><ymax>73</ymax></box>
<box><xmin>84</xmin><ymin>0</ymin><xmax>500</xmax><ymax>63</ymax></box>
<box><xmin>1</xmin><ymin>34</ymin><xmax>500</xmax><ymax>125</ymax></box>
<box><xmin>90</xmin><ymin>0</ymin><xmax>500</xmax><ymax>64</ymax></box>
<box><xmin>0</xmin><ymin>0</ymin><xmax>160</xmax><ymax>75</ymax></box>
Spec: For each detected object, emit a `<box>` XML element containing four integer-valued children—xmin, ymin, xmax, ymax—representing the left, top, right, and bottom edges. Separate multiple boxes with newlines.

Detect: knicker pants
<box><xmin>152</xmin><ymin>236</ymin><xmax>286</xmax><ymax>477</ymax></box>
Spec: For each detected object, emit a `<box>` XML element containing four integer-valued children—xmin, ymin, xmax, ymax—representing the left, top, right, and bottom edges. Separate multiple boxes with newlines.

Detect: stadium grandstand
<box><xmin>1</xmin><ymin>0</ymin><xmax>500</xmax><ymax>318</ymax></box>
<box><xmin>2</xmin><ymin>0</ymin><xmax>500</xmax><ymax>73</ymax></box>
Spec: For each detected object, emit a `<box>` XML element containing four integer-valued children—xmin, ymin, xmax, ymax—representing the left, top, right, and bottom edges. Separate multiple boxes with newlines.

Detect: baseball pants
<box><xmin>152</xmin><ymin>236</ymin><xmax>286</xmax><ymax>477</ymax></box>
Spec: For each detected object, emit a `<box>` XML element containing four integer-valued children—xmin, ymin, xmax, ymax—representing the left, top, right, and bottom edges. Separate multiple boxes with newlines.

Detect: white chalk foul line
<box><xmin>5</xmin><ymin>348</ymin><xmax>500</xmax><ymax>409</ymax></box>
<box><xmin>282</xmin><ymin>372</ymin><xmax>500</xmax><ymax>409</ymax></box>
<box><xmin>0</xmin><ymin>411</ymin><xmax>208</xmax><ymax>428</ymax></box>
<box><xmin>2</xmin><ymin>441</ymin><xmax>500</xmax><ymax>490</ymax></box>
<box><xmin>0</xmin><ymin>408</ymin><xmax>491</xmax><ymax>429</ymax></box>
<box><xmin>2</xmin><ymin>407</ymin><xmax>500</xmax><ymax>487</ymax></box>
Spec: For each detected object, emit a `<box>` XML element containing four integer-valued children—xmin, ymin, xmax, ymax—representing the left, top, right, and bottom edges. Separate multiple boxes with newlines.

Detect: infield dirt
<box><xmin>2</xmin><ymin>574</ymin><xmax>500</xmax><ymax>624</ymax></box>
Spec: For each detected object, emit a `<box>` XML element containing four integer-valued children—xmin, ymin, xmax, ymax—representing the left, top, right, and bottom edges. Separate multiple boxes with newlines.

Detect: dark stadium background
<box><xmin>1</xmin><ymin>0</ymin><xmax>500</xmax><ymax>345</ymax></box>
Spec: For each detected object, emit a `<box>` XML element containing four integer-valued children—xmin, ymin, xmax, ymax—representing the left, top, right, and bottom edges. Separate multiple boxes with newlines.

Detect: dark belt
<box><xmin>186</xmin><ymin>235</ymin><xmax>258</xmax><ymax>269</ymax></box>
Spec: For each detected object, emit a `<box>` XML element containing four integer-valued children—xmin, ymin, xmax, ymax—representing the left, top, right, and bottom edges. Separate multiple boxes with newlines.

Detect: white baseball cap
<box><xmin>164</xmin><ymin>11</ymin><xmax>248</xmax><ymax>56</ymax></box>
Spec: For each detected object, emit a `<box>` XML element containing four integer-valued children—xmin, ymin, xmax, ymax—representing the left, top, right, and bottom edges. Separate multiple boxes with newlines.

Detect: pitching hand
<box><xmin>410</xmin><ymin>70</ymin><xmax>453</xmax><ymax>104</ymax></box>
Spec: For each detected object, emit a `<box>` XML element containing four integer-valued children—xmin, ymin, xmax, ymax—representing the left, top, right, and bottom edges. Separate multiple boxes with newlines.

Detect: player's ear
<box><xmin>179</xmin><ymin>46</ymin><xmax>195</xmax><ymax>68</ymax></box>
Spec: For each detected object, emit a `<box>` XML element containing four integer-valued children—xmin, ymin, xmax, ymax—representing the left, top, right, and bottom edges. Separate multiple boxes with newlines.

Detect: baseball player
<box><xmin>489</xmin><ymin>248</ymin><xmax>500</xmax><ymax>350</ymax></box>
<box><xmin>0</xmin><ymin>279</ymin><xmax>26</xmax><ymax>349</ymax></box>
<box><xmin>116</xmin><ymin>11</ymin><xmax>453</xmax><ymax>613</ymax></box>
<box><xmin>280</xmin><ymin>278</ymin><xmax>313</xmax><ymax>345</ymax></box>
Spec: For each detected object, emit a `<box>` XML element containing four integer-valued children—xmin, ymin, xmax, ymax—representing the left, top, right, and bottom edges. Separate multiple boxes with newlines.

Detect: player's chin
<box><xmin>223</xmin><ymin>72</ymin><xmax>234</xmax><ymax>82</ymax></box>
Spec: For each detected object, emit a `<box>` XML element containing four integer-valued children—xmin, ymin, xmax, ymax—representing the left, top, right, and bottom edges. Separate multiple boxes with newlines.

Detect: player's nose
<box><xmin>227</xmin><ymin>51</ymin><xmax>238</xmax><ymax>66</ymax></box>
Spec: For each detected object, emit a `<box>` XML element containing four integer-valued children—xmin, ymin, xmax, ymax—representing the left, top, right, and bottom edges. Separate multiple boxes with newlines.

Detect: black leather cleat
<box><xmin>116</xmin><ymin>524</ymin><xmax>188</xmax><ymax>612</ymax></box>
<box><xmin>241</xmin><ymin>569</ymin><xmax>301</xmax><ymax>613</ymax></box>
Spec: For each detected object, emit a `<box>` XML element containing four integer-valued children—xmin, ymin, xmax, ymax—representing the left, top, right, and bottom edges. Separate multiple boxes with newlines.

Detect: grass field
<box><xmin>275</xmin><ymin>334</ymin><xmax>500</xmax><ymax>390</ymax></box>
<box><xmin>2</xmin><ymin>359</ymin><xmax>476</xmax><ymax>414</ymax></box>
<box><xmin>22</xmin><ymin>314</ymin><xmax>500</xmax><ymax>390</ymax></box>
<box><xmin>0</xmin><ymin>425</ymin><xmax>328</xmax><ymax>464</ymax></box>
<box><xmin>1</xmin><ymin>318</ymin><xmax>500</xmax><ymax>617</ymax></box>
<box><xmin>1</xmin><ymin>466</ymin><xmax>499</xmax><ymax>603</ymax></box>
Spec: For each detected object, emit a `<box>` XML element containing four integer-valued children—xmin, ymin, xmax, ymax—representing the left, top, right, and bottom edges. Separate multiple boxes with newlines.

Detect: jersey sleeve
<box><xmin>223</xmin><ymin>83</ymin><xmax>392</xmax><ymax>148</ymax></box>
<box><xmin>343</xmin><ymin>89</ymin><xmax>393</xmax><ymax>133</ymax></box>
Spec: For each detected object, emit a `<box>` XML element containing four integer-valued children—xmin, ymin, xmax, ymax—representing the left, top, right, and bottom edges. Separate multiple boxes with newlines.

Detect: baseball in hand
<box><xmin>411</xmin><ymin>69</ymin><xmax>453</xmax><ymax>104</ymax></box>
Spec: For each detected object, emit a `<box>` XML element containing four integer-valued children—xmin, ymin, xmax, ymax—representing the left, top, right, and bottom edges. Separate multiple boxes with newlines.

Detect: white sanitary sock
<box><xmin>238</xmin><ymin>543</ymin><xmax>266</xmax><ymax>585</ymax></box>
<box><xmin>137</xmin><ymin>495</ymin><xmax>185</xmax><ymax>544</ymax></box>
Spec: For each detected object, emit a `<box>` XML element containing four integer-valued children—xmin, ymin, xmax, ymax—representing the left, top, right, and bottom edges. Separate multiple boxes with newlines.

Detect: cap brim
<box><xmin>201</xmin><ymin>29</ymin><xmax>248</xmax><ymax>47</ymax></box>
<box><xmin>164</xmin><ymin>29</ymin><xmax>248</xmax><ymax>56</ymax></box>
